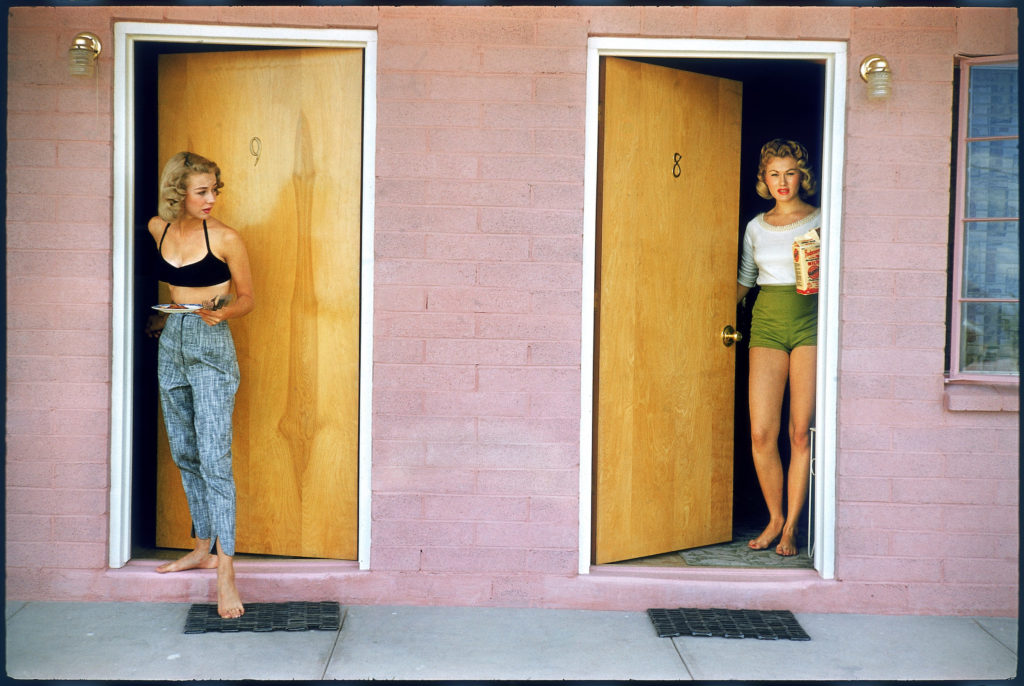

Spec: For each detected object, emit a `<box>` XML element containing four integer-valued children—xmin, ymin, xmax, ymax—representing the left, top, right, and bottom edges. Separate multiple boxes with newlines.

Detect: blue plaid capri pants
<box><xmin>157</xmin><ymin>313</ymin><xmax>240</xmax><ymax>556</ymax></box>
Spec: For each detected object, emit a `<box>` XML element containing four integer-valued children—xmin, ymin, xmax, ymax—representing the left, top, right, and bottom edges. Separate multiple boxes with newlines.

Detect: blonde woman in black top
<box><xmin>148</xmin><ymin>151</ymin><xmax>254</xmax><ymax>618</ymax></box>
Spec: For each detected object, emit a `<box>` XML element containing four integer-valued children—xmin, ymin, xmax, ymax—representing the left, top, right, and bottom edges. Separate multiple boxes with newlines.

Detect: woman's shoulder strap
<box><xmin>158</xmin><ymin>222</ymin><xmax>171</xmax><ymax>251</ymax></box>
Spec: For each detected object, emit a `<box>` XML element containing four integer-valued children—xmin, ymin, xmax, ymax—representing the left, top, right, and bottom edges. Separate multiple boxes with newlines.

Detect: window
<box><xmin>949</xmin><ymin>56</ymin><xmax>1019</xmax><ymax>381</ymax></box>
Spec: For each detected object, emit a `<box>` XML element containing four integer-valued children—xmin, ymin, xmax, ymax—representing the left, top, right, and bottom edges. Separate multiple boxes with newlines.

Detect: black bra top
<box><xmin>156</xmin><ymin>221</ymin><xmax>232</xmax><ymax>288</ymax></box>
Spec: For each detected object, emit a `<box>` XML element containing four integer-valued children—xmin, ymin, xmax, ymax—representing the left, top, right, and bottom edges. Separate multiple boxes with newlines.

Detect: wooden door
<box><xmin>594</xmin><ymin>57</ymin><xmax>742</xmax><ymax>564</ymax></box>
<box><xmin>155</xmin><ymin>48</ymin><xmax>362</xmax><ymax>559</ymax></box>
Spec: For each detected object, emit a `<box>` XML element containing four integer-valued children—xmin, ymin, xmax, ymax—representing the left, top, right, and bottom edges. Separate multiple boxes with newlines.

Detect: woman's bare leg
<box><xmin>216</xmin><ymin>540</ymin><xmax>244</xmax><ymax>619</ymax></box>
<box><xmin>155</xmin><ymin>538</ymin><xmax>218</xmax><ymax>573</ymax></box>
<box><xmin>747</xmin><ymin>347</ymin><xmax>790</xmax><ymax>549</ymax></box>
<box><xmin>777</xmin><ymin>344</ymin><xmax>816</xmax><ymax>556</ymax></box>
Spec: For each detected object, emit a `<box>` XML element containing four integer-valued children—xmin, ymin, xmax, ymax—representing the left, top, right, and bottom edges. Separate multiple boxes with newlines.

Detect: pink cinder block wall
<box><xmin>840</xmin><ymin>6</ymin><xmax>1019</xmax><ymax>616</ymax></box>
<box><xmin>372</xmin><ymin>7</ymin><xmax>586</xmax><ymax>588</ymax></box>
<box><xmin>5</xmin><ymin>5</ymin><xmax>1019</xmax><ymax>616</ymax></box>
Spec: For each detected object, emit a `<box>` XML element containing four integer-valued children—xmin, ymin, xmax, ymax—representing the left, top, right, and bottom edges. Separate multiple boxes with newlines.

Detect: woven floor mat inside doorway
<box><xmin>184</xmin><ymin>601</ymin><xmax>342</xmax><ymax>634</ymax></box>
<box><xmin>648</xmin><ymin>608</ymin><xmax>810</xmax><ymax>640</ymax></box>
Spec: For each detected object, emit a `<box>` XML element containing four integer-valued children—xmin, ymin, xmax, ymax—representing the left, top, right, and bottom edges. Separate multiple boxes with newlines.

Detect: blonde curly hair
<box><xmin>755</xmin><ymin>138</ymin><xmax>817</xmax><ymax>200</ymax></box>
<box><xmin>157</xmin><ymin>151</ymin><xmax>223</xmax><ymax>222</ymax></box>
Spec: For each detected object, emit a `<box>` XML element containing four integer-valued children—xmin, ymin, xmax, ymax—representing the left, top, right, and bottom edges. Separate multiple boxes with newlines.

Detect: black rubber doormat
<box><xmin>648</xmin><ymin>608</ymin><xmax>810</xmax><ymax>640</ymax></box>
<box><xmin>184</xmin><ymin>601</ymin><xmax>342</xmax><ymax>634</ymax></box>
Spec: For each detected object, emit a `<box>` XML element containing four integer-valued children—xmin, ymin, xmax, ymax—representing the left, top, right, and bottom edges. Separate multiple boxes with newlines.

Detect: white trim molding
<box><xmin>110</xmin><ymin>22</ymin><xmax>377</xmax><ymax>570</ymax></box>
<box><xmin>579</xmin><ymin>37</ymin><xmax>845</xmax><ymax>579</ymax></box>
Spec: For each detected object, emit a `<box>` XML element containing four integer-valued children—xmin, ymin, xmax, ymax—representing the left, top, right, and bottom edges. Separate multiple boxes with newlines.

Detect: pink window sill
<box><xmin>944</xmin><ymin>382</ymin><xmax>1020</xmax><ymax>412</ymax></box>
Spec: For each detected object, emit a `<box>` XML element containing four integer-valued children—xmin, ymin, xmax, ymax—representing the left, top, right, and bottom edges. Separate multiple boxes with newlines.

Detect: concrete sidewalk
<box><xmin>5</xmin><ymin>601</ymin><xmax>1018</xmax><ymax>681</ymax></box>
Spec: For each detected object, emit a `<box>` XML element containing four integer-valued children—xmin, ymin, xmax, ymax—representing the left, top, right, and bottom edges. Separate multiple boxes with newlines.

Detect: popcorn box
<box><xmin>793</xmin><ymin>229</ymin><xmax>820</xmax><ymax>295</ymax></box>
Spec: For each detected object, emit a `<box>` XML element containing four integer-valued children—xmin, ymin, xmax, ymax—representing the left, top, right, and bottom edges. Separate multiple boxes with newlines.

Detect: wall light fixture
<box><xmin>69</xmin><ymin>32</ymin><xmax>102</xmax><ymax>77</ymax></box>
<box><xmin>859</xmin><ymin>54</ymin><xmax>892</xmax><ymax>100</ymax></box>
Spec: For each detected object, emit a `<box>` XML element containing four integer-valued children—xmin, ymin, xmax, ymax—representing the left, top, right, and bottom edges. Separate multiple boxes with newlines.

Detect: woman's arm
<box><xmin>145</xmin><ymin>312</ymin><xmax>167</xmax><ymax>338</ymax></box>
<box><xmin>144</xmin><ymin>217</ymin><xmax>168</xmax><ymax>336</ymax></box>
<box><xmin>147</xmin><ymin>216</ymin><xmax>166</xmax><ymax>241</ymax></box>
<box><xmin>737</xmin><ymin>283</ymin><xmax>750</xmax><ymax>304</ymax></box>
<box><xmin>199</xmin><ymin>226</ymin><xmax>255</xmax><ymax>325</ymax></box>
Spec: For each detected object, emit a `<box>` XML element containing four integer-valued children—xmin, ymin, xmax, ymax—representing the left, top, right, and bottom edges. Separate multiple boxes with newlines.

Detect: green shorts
<box><xmin>749</xmin><ymin>285</ymin><xmax>818</xmax><ymax>353</ymax></box>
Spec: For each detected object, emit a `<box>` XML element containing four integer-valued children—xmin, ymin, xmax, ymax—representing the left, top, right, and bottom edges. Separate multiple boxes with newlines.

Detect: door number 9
<box><xmin>250</xmin><ymin>137</ymin><xmax>262</xmax><ymax>167</ymax></box>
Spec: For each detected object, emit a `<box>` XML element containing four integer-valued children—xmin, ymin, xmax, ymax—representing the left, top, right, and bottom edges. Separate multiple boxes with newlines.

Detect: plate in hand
<box><xmin>152</xmin><ymin>303</ymin><xmax>201</xmax><ymax>314</ymax></box>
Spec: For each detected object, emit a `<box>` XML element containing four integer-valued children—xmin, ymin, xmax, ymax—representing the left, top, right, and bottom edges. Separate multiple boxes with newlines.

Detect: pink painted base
<box><xmin>7</xmin><ymin>562</ymin><xmax>1017</xmax><ymax>617</ymax></box>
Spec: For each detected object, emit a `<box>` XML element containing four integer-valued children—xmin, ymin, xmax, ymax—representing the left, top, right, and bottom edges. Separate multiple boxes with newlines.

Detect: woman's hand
<box><xmin>196</xmin><ymin>294</ymin><xmax>234</xmax><ymax>326</ymax></box>
<box><xmin>196</xmin><ymin>307</ymin><xmax>230</xmax><ymax>326</ymax></box>
<box><xmin>145</xmin><ymin>313</ymin><xmax>167</xmax><ymax>338</ymax></box>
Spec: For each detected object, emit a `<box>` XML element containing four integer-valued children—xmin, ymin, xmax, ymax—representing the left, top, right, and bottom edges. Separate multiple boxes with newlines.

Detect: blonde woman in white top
<box><xmin>736</xmin><ymin>139</ymin><xmax>820</xmax><ymax>556</ymax></box>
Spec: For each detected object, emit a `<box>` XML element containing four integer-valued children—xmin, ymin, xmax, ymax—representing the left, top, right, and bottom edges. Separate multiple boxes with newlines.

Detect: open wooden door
<box><xmin>155</xmin><ymin>47</ymin><xmax>362</xmax><ymax>559</ymax></box>
<box><xmin>594</xmin><ymin>57</ymin><xmax>742</xmax><ymax>564</ymax></box>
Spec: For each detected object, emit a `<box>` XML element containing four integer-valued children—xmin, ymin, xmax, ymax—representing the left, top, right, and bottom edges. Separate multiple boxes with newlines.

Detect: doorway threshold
<box><xmin>128</xmin><ymin>547</ymin><xmax>360</xmax><ymax>573</ymax></box>
<box><xmin>603</xmin><ymin>525</ymin><xmax>814</xmax><ymax>571</ymax></box>
<box><xmin>588</xmin><ymin>564</ymin><xmax>820</xmax><ymax>583</ymax></box>
<box><xmin>108</xmin><ymin>556</ymin><xmax>362</xmax><ymax>604</ymax></box>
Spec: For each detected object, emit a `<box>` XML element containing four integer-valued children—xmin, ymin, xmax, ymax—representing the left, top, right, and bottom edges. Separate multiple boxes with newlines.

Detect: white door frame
<box><xmin>109</xmin><ymin>22</ymin><xmax>377</xmax><ymax>570</ymax></box>
<box><xmin>579</xmin><ymin>37</ymin><xmax>846</xmax><ymax>578</ymax></box>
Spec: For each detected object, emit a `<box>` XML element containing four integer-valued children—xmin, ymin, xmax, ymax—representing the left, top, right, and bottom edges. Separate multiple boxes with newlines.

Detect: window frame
<box><xmin>949</xmin><ymin>54</ymin><xmax>1019</xmax><ymax>383</ymax></box>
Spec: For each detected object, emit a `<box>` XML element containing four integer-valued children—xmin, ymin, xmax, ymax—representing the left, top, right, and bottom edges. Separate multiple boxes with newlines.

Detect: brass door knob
<box><xmin>722</xmin><ymin>325</ymin><xmax>743</xmax><ymax>347</ymax></box>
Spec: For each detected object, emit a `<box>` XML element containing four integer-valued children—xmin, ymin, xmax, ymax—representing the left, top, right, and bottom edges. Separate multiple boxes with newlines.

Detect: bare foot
<box><xmin>748</xmin><ymin>519</ymin><xmax>784</xmax><ymax>550</ymax></box>
<box><xmin>155</xmin><ymin>549</ymin><xmax>218</xmax><ymax>573</ymax></box>
<box><xmin>776</xmin><ymin>529</ymin><xmax>798</xmax><ymax>557</ymax></box>
<box><xmin>217</xmin><ymin>559</ymin><xmax>244</xmax><ymax>619</ymax></box>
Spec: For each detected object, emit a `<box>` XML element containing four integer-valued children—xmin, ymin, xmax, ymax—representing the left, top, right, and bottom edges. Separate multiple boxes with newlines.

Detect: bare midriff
<box><xmin>170</xmin><ymin>280</ymin><xmax>231</xmax><ymax>306</ymax></box>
